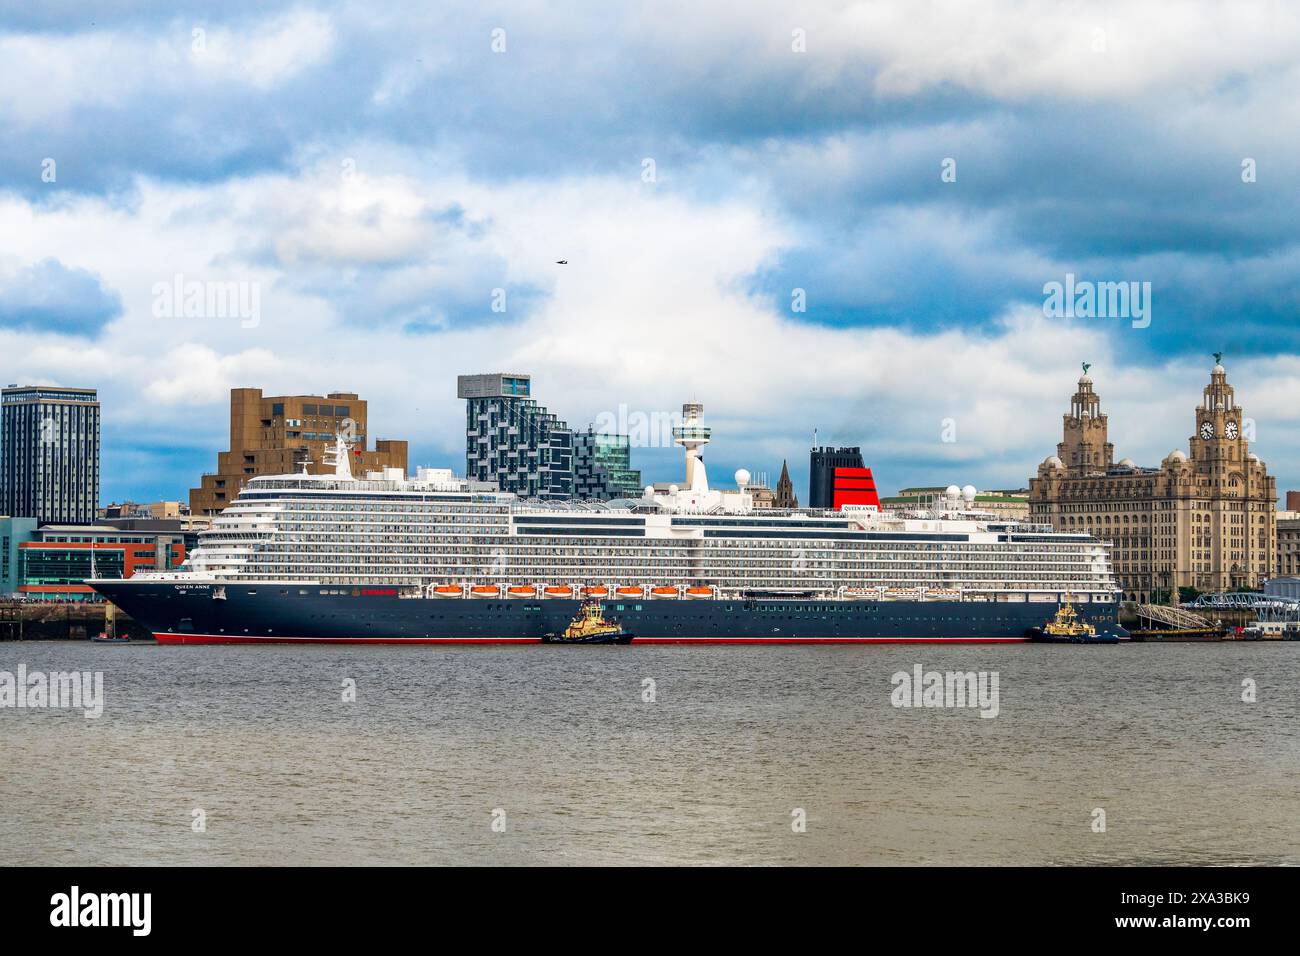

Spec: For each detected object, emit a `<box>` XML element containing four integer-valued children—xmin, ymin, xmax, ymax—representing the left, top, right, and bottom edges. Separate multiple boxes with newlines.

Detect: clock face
<box><xmin>1225</xmin><ymin>421</ymin><xmax>1239</xmax><ymax>440</ymax></box>
<box><xmin>1200</xmin><ymin>421</ymin><xmax>1215</xmax><ymax>440</ymax></box>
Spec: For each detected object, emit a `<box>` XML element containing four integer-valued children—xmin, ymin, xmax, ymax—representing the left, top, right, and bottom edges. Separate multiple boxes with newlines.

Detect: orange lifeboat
<box><xmin>583</xmin><ymin>586</ymin><xmax>609</xmax><ymax>598</ymax></box>
<box><xmin>544</xmin><ymin>585</ymin><xmax>574</xmax><ymax>598</ymax></box>
<box><xmin>615</xmin><ymin>586</ymin><xmax>644</xmax><ymax>598</ymax></box>
<box><xmin>684</xmin><ymin>587</ymin><xmax>714</xmax><ymax>599</ymax></box>
<box><xmin>650</xmin><ymin>587</ymin><xmax>679</xmax><ymax>599</ymax></box>
<box><xmin>471</xmin><ymin>585</ymin><xmax>501</xmax><ymax>597</ymax></box>
<box><xmin>506</xmin><ymin>585</ymin><xmax>537</xmax><ymax>598</ymax></box>
<box><xmin>432</xmin><ymin>585</ymin><xmax>463</xmax><ymax>598</ymax></box>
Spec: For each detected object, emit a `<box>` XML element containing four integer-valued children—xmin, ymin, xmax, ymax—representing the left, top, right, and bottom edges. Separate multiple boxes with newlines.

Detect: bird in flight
<box><xmin>555</xmin><ymin>260</ymin><xmax>568</xmax><ymax>265</ymax></box>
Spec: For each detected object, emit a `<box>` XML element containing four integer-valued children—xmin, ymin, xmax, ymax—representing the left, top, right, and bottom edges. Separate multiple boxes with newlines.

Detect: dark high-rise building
<box><xmin>1</xmin><ymin>385</ymin><xmax>100</xmax><ymax>524</ymax></box>
<box><xmin>809</xmin><ymin>446</ymin><xmax>865</xmax><ymax>509</ymax></box>
<box><xmin>459</xmin><ymin>372</ymin><xmax>573</xmax><ymax>499</ymax></box>
<box><xmin>774</xmin><ymin>459</ymin><xmax>799</xmax><ymax>508</ymax></box>
<box><xmin>574</xmin><ymin>427</ymin><xmax>642</xmax><ymax>500</ymax></box>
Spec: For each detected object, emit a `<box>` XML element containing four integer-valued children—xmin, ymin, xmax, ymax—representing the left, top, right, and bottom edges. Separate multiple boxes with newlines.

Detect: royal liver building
<box><xmin>1030</xmin><ymin>359</ymin><xmax>1276</xmax><ymax>602</ymax></box>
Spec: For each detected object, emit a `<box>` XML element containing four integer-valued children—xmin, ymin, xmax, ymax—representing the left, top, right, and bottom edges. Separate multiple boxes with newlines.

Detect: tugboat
<box><xmin>1027</xmin><ymin>599</ymin><xmax>1122</xmax><ymax>644</ymax></box>
<box><xmin>543</xmin><ymin>601</ymin><xmax>633</xmax><ymax>644</ymax></box>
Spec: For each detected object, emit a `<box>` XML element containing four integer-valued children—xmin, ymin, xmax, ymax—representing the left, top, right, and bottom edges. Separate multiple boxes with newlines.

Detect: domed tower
<box><xmin>1057</xmin><ymin>363</ymin><xmax>1114</xmax><ymax>477</ymax></box>
<box><xmin>1189</xmin><ymin>354</ymin><xmax>1245</xmax><ymax>467</ymax></box>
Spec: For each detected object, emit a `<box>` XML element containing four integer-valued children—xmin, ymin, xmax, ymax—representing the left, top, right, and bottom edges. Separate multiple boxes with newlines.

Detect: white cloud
<box><xmin>0</xmin><ymin>7</ymin><xmax>335</xmax><ymax>127</ymax></box>
<box><xmin>630</xmin><ymin>0</ymin><xmax>1300</xmax><ymax>101</ymax></box>
<box><xmin>143</xmin><ymin>344</ymin><xmax>285</xmax><ymax>406</ymax></box>
<box><xmin>191</xmin><ymin>8</ymin><xmax>336</xmax><ymax>90</ymax></box>
<box><xmin>3</xmin><ymin>152</ymin><xmax>1294</xmax><ymax>497</ymax></box>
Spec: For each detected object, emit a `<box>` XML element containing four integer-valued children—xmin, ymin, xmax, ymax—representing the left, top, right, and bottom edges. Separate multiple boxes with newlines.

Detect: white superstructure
<box><xmin>145</xmin><ymin>426</ymin><xmax>1119</xmax><ymax>605</ymax></box>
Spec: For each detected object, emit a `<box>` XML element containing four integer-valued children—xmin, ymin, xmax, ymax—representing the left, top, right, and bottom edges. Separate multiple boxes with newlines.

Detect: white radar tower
<box><xmin>673</xmin><ymin>401</ymin><xmax>712</xmax><ymax>492</ymax></box>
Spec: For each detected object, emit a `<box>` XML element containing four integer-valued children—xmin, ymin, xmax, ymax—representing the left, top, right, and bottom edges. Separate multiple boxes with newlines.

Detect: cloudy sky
<box><xmin>3</xmin><ymin>1</ymin><xmax>1299</xmax><ymax>503</ymax></box>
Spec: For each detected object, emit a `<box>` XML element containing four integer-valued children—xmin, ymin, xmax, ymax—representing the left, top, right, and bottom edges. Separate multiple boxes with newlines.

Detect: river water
<box><xmin>1</xmin><ymin>641</ymin><xmax>1296</xmax><ymax>865</ymax></box>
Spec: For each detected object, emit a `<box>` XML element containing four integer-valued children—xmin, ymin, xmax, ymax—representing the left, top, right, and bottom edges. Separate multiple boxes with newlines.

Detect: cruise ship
<box><xmin>91</xmin><ymin>404</ymin><xmax>1124</xmax><ymax>644</ymax></box>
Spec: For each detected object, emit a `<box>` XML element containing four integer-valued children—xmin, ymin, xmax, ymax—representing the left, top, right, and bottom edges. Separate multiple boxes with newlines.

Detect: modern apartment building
<box><xmin>458</xmin><ymin>373</ymin><xmax>573</xmax><ymax>499</ymax></box>
<box><xmin>574</xmin><ymin>427</ymin><xmax>642</xmax><ymax>500</ymax></box>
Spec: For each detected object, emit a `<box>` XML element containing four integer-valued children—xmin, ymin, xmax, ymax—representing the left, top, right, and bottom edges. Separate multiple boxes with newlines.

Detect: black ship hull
<box><xmin>90</xmin><ymin>580</ymin><xmax>1126</xmax><ymax>644</ymax></box>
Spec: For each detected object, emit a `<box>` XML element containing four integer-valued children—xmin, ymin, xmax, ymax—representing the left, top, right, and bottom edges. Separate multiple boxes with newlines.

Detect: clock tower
<box><xmin>1178</xmin><ymin>356</ymin><xmax>1276</xmax><ymax>592</ymax></box>
<box><xmin>1189</xmin><ymin>356</ymin><xmax>1246</xmax><ymax>468</ymax></box>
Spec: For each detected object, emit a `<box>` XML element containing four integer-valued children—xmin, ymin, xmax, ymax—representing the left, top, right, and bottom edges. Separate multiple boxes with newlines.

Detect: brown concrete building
<box><xmin>190</xmin><ymin>388</ymin><xmax>408</xmax><ymax>517</ymax></box>
<box><xmin>1030</xmin><ymin>361</ymin><xmax>1276</xmax><ymax>601</ymax></box>
<box><xmin>1277</xmin><ymin>511</ymin><xmax>1300</xmax><ymax>578</ymax></box>
<box><xmin>883</xmin><ymin>487</ymin><xmax>1031</xmax><ymax>520</ymax></box>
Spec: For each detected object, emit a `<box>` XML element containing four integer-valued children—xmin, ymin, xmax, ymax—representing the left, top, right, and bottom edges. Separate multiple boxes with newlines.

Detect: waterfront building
<box><xmin>1</xmin><ymin>385</ymin><xmax>100</xmax><ymax>525</ymax></box>
<box><xmin>573</xmin><ymin>427</ymin><xmax>642</xmax><ymax>500</ymax></box>
<box><xmin>190</xmin><ymin>388</ymin><xmax>408</xmax><ymax>517</ymax></box>
<box><xmin>1029</xmin><ymin>360</ymin><xmax>1276</xmax><ymax>601</ymax></box>
<box><xmin>17</xmin><ymin>524</ymin><xmax>187</xmax><ymax>601</ymax></box>
<box><xmin>459</xmin><ymin>373</ymin><xmax>573</xmax><ymax>499</ymax></box>
<box><xmin>809</xmin><ymin>446</ymin><xmax>865</xmax><ymax>508</ymax></box>
<box><xmin>1277</xmin><ymin>512</ymin><xmax>1300</xmax><ymax>578</ymax></box>
<box><xmin>101</xmin><ymin>500</ymin><xmax>186</xmax><ymax>520</ymax></box>
<box><xmin>745</xmin><ymin>473</ymin><xmax>776</xmax><ymax>509</ymax></box>
<box><xmin>1287</xmin><ymin>490</ymin><xmax>1300</xmax><ymax>511</ymax></box>
<box><xmin>1264</xmin><ymin>576</ymin><xmax>1300</xmax><ymax>600</ymax></box>
<box><xmin>1</xmin><ymin>516</ymin><xmax>39</xmax><ymax>595</ymax></box>
<box><xmin>883</xmin><ymin>487</ymin><xmax>1030</xmax><ymax>520</ymax></box>
<box><xmin>774</xmin><ymin>460</ymin><xmax>799</xmax><ymax>509</ymax></box>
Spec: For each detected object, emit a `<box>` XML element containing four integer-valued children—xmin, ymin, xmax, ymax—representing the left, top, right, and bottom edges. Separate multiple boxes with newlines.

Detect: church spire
<box><xmin>774</xmin><ymin>459</ymin><xmax>799</xmax><ymax>509</ymax></box>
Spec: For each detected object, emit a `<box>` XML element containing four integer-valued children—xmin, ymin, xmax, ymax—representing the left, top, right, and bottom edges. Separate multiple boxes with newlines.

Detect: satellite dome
<box><xmin>961</xmin><ymin>485</ymin><xmax>977</xmax><ymax>501</ymax></box>
<box><xmin>735</xmin><ymin>468</ymin><xmax>751</xmax><ymax>488</ymax></box>
<box><xmin>643</xmin><ymin>485</ymin><xmax>655</xmax><ymax>498</ymax></box>
<box><xmin>668</xmin><ymin>484</ymin><xmax>679</xmax><ymax>495</ymax></box>
<box><xmin>945</xmin><ymin>484</ymin><xmax>961</xmax><ymax>498</ymax></box>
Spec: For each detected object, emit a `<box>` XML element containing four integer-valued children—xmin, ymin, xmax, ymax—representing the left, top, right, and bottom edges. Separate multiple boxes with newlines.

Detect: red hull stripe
<box><xmin>155</xmin><ymin>632</ymin><xmax>1028</xmax><ymax>646</ymax></box>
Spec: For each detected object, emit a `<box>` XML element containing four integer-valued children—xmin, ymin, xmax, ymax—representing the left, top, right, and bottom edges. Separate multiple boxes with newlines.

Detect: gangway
<box><xmin>1133</xmin><ymin>604</ymin><xmax>1213</xmax><ymax>629</ymax></box>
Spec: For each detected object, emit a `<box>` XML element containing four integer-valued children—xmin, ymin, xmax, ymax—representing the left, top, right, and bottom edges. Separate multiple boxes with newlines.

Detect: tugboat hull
<box><xmin>541</xmin><ymin>631</ymin><xmax>634</xmax><ymax>645</ymax></box>
<box><xmin>1027</xmin><ymin>628</ymin><xmax>1124</xmax><ymax>644</ymax></box>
